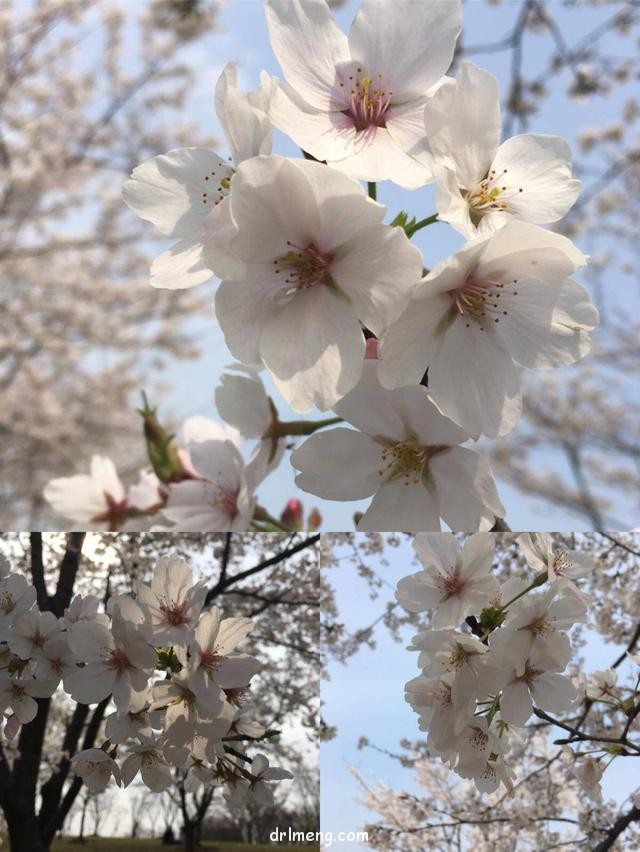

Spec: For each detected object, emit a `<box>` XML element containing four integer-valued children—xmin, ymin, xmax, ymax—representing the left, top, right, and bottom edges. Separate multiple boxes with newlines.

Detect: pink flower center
<box><xmin>337</xmin><ymin>68</ymin><xmax>392</xmax><ymax>132</ymax></box>
<box><xmin>90</xmin><ymin>491</ymin><xmax>129</xmax><ymax>531</ymax></box>
<box><xmin>450</xmin><ymin>274</ymin><xmax>520</xmax><ymax>332</ymax></box>
<box><xmin>107</xmin><ymin>648</ymin><xmax>131</xmax><ymax>672</ymax></box>
<box><xmin>552</xmin><ymin>551</ymin><xmax>571</xmax><ymax>577</ymax></box>
<box><xmin>200</xmin><ymin>648</ymin><xmax>222</xmax><ymax>672</ymax></box>
<box><xmin>438</xmin><ymin>571</ymin><xmax>467</xmax><ymax>600</ymax></box>
<box><xmin>206</xmin><ymin>483</ymin><xmax>240</xmax><ymax>521</ymax></box>
<box><xmin>159</xmin><ymin>600</ymin><xmax>190</xmax><ymax>626</ymax></box>
<box><xmin>516</xmin><ymin>661</ymin><xmax>543</xmax><ymax>687</ymax></box>
<box><xmin>30</xmin><ymin>629</ymin><xmax>46</xmax><ymax>649</ymax></box>
<box><xmin>272</xmin><ymin>242</ymin><xmax>334</xmax><ymax>304</ymax></box>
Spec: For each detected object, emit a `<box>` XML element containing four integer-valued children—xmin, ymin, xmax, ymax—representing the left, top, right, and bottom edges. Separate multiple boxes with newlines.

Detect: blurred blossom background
<box><xmin>0</xmin><ymin>0</ymin><xmax>638</xmax><ymax>530</ymax></box>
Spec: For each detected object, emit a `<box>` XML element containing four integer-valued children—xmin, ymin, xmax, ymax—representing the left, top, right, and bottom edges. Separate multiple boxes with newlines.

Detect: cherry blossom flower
<box><xmin>121</xmin><ymin>738</ymin><xmax>173</xmax><ymax>792</ymax></box>
<box><xmin>9</xmin><ymin>610</ymin><xmax>61</xmax><ymax>660</ymax></box>
<box><xmin>151</xmin><ymin>667</ymin><xmax>226</xmax><ymax>744</ymax></box>
<box><xmin>44</xmin><ymin>456</ymin><xmax>127</xmax><ymax>529</ymax></box>
<box><xmin>225</xmin><ymin>753</ymin><xmax>293</xmax><ymax>809</ymax></box>
<box><xmin>71</xmin><ymin>748</ymin><xmax>122</xmax><ymax>793</ymax></box>
<box><xmin>0</xmin><ymin>673</ymin><xmax>57</xmax><ymax>724</ymax></box>
<box><xmin>396</xmin><ymin>533</ymin><xmax>500</xmax><ymax>627</ymax></box>
<box><xmin>44</xmin><ymin>457</ymin><xmax>161</xmax><ymax>530</ymax></box>
<box><xmin>104</xmin><ymin>690</ymin><xmax>159</xmax><ymax>744</ymax></box>
<box><xmin>454</xmin><ymin>716</ymin><xmax>509</xmax><ymax>787</ymax></box>
<box><xmin>497</xmin><ymin>586</ymin><xmax>588</xmax><ymax>668</ymax></box>
<box><xmin>135</xmin><ymin>555</ymin><xmax>207</xmax><ymax>645</ymax></box>
<box><xmin>586</xmin><ymin>668</ymin><xmax>618</xmax><ymax>702</ymax></box>
<box><xmin>292</xmin><ymin>363</ymin><xmax>504</xmax><ymax>531</ymax></box>
<box><xmin>419</xmin><ymin>61</ymin><xmax>580</xmax><ymax>237</ymax></box>
<box><xmin>160</xmin><ymin>439</ymin><xmax>259</xmax><ymax>531</ymax></box>
<box><xmin>62</xmin><ymin>594</ymin><xmax>110</xmax><ymax>634</ymax></box>
<box><xmin>571</xmin><ymin>756</ymin><xmax>604</xmax><ymax>803</ymax></box>
<box><xmin>189</xmin><ymin>608</ymin><xmax>260</xmax><ymax>709</ymax></box>
<box><xmin>404</xmin><ymin>673</ymin><xmax>474</xmax><ymax>750</ymax></box>
<box><xmin>265</xmin><ymin>0</ymin><xmax>461</xmax><ymax>187</ymax></box>
<box><xmin>122</xmin><ymin>61</ymin><xmax>273</xmax><ymax>288</ymax></box>
<box><xmin>379</xmin><ymin>220</ymin><xmax>598</xmax><ymax>437</ymax></box>
<box><xmin>409</xmin><ymin>629</ymin><xmax>490</xmax><ymax>710</ymax></box>
<box><xmin>66</xmin><ymin>611</ymin><xmax>156</xmax><ymax>708</ymax></box>
<box><xmin>32</xmin><ymin>637</ymin><xmax>77</xmax><ymax>688</ymax></box>
<box><xmin>518</xmin><ymin>532</ymin><xmax>593</xmax><ymax>599</ymax></box>
<box><xmin>0</xmin><ymin>572</ymin><xmax>37</xmax><ymax>640</ymax></box>
<box><xmin>215</xmin><ymin>155</ymin><xmax>422</xmax><ymax>411</ymax></box>
<box><xmin>489</xmin><ymin>632</ymin><xmax>578</xmax><ymax>726</ymax></box>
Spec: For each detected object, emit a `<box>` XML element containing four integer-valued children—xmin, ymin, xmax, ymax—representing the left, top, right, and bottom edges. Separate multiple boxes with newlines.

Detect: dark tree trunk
<box><xmin>183</xmin><ymin>820</ymin><xmax>196</xmax><ymax>852</ymax></box>
<box><xmin>4</xmin><ymin>803</ymin><xmax>50</xmax><ymax>852</ymax></box>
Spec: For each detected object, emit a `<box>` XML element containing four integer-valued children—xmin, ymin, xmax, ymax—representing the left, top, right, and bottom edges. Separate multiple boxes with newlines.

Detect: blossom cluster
<box><xmin>43</xmin><ymin>0</ymin><xmax>598</xmax><ymax>532</ymax></box>
<box><xmin>0</xmin><ymin>553</ymin><xmax>292</xmax><ymax>809</ymax></box>
<box><xmin>394</xmin><ymin>532</ymin><xmax>627</xmax><ymax>797</ymax></box>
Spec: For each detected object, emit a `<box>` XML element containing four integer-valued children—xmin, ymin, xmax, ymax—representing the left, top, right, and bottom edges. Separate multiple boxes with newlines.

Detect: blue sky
<box><xmin>115</xmin><ymin>0</ymin><xmax>638</xmax><ymax>531</ymax></box>
<box><xmin>321</xmin><ymin>535</ymin><xmax>640</xmax><ymax>850</ymax></box>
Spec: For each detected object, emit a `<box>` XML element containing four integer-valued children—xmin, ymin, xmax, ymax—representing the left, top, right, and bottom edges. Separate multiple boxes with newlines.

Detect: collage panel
<box><xmin>321</xmin><ymin>532</ymin><xmax>640</xmax><ymax>851</ymax></box>
<box><xmin>0</xmin><ymin>532</ymin><xmax>320</xmax><ymax>851</ymax></box>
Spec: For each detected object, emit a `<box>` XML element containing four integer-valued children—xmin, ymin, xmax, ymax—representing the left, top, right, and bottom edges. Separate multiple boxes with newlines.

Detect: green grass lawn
<box><xmin>50</xmin><ymin>839</ymin><xmax>317</xmax><ymax>852</ymax></box>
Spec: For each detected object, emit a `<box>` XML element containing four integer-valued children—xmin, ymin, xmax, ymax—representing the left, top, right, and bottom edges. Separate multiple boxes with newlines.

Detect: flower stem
<box><xmin>500</xmin><ymin>571</ymin><xmax>548</xmax><ymax>611</ymax></box>
<box><xmin>367</xmin><ymin>181</ymin><xmax>377</xmax><ymax>201</ymax></box>
<box><xmin>405</xmin><ymin>213</ymin><xmax>438</xmax><ymax>238</ymax></box>
<box><xmin>269</xmin><ymin>416</ymin><xmax>343</xmax><ymax>438</ymax></box>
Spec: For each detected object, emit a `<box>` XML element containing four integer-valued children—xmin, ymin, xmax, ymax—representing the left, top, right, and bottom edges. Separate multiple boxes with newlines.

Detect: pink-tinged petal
<box><xmin>265</xmin><ymin>0</ymin><xmax>349</xmax><ymax>112</ymax></box>
<box><xmin>292</xmin><ymin>429</ymin><xmax>382</xmax><ymax>501</ymax></box>
<box><xmin>385</xmin><ymin>97</ymin><xmax>434</xmax><ymax>176</ymax></box>
<box><xmin>268</xmin><ymin>81</ymin><xmax>363</xmax><ymax>165</ymax></box>
<box><xmin>431</xmin><ymin>448</ymin><xmax>504</xmax><ymax>532</ymax></box>
<box><xmin>329</xmin><ymin>125</ymin><xmax>430</xmax><ymax>187</ymax></box>
<box><xmin>348</xmin><ymin>0</ymin><xmax>461</xmax><ymax>97</ymax></box>
<box><xmin>357</xmin><ymin>478</ymin><xmax>441</xmax><ymax>532</ymax></box>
